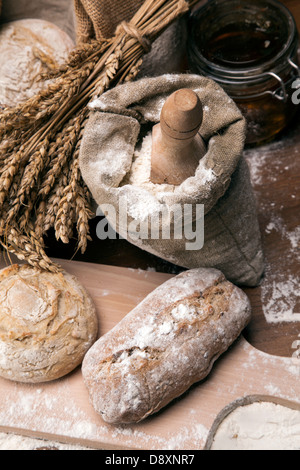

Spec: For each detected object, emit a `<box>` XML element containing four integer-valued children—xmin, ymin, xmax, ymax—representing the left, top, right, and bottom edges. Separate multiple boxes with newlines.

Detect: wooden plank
<box><xmin>243</xmin><ymin>119</ymin><xmax>300</xmax><ymax>357</ymax></box>
<box><xmin>0</xmin><ymin>259</ymin><xmax>299</xmax><ymax>450</ymax></box>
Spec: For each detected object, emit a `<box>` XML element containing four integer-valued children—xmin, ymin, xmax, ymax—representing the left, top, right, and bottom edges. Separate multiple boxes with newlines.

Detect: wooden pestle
<box><xmin>151</xmin><ymin>88</ymin><xmax>206</xmax><ymax>185</ymax></box>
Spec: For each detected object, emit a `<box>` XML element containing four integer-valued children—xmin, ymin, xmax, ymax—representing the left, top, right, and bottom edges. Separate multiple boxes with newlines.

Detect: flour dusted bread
<box><xmin>0</xmin><ymin>19</ymin><xmax>74</xmax><ymax>107</ymax></box>
<box><xmin>0</xmin><ymin>264</ymin><xmax>98</xmax><ymax>384</ymax></box>
<box><xmin>82</xmin><ymin>268</ymin><xmax>251</xmax><ymax>425</ymax></box>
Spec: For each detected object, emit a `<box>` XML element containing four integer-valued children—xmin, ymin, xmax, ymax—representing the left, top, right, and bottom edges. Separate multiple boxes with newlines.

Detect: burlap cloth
<box><xmin>74</xmin><ymin>0</ymin><xmax>144</xmax><ymax>43</ymax></box>
<box><xmin>73</xmin><ymin>0</ymin><xmax>188</xmax><ymax>76</ymax></box>
<box><xmin>79</xmin><ymin>74</ymin><xmax>265</xmax><ymax>287</ymax></box>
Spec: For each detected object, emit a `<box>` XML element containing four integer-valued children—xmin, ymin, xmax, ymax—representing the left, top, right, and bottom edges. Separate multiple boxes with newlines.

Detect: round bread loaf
<box><xmin>82</xmin><ymin>268</ymin><xmax>252</xmax><ymax>425</ymax></box>
<box><xmin>0</xmin><ymin>264</ymin><xmax>98</xmax><ymax>384</ymax></box>
<box><xmin>0</xmin><ymin>18</ymin><xmax>74</xmax><ymax>107</ymax></box>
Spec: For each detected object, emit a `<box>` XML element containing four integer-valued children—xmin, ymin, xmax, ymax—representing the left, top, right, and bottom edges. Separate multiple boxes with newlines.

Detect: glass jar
<box><xmin>188</xmin><ymin>0</ymin><xmax>300</xmax><ymax>146</ymax></box>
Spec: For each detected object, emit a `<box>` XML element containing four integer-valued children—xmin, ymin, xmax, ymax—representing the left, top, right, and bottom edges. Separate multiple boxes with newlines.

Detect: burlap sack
<box><xmin>74</xmin><ymin>0</ymin><xmax>144</xmax><ymax>43</ymax></box>
<box><xmin>73</xmin><ymin>0</ymin><xmax>188</xmax><ymax>77</ymax></box>
<box><xmin>79</xmin><ymin>74</ymin><xmax>265</xmax><ymax>287</ymax></box>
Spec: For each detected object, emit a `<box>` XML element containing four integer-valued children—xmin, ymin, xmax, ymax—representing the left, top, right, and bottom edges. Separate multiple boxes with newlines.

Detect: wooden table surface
<box><xmin>43</xmin><ymin>0</ymin><xmax>300</xmax><ymax>359</ymax></box>
<box><xmin>0</xmin><ymin>0</ymin><xmax>299</xmax><ymax>452</ymax></box>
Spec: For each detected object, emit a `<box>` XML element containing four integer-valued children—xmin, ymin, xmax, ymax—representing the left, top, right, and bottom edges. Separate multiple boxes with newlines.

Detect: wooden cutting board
<box><xmin>0</xmin><ymin>257</ymin><xmax>299</xmax><ymax>450</ymax></box>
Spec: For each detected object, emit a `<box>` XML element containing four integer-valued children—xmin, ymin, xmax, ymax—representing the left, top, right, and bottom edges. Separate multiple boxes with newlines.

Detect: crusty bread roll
<box><xmin>82</xmin><ymin>268</ymin><xmax>251</xmax><ymax>425</ymax></box>
<box><xmin>0</xmin><ymin>264</ymin><xmax>98</xmax><ymax>384</ymax></box>
<box><xmin>0</xmin><ymin>19</ymin><xmax>74</xmax><ymax>107</ymax></box>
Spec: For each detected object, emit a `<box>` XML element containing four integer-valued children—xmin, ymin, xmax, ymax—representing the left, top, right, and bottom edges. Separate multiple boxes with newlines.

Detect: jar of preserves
<box><xmin>188</xmin><ymin>0</ymin><xmax>300</xmax><ymax>146</ymax></box>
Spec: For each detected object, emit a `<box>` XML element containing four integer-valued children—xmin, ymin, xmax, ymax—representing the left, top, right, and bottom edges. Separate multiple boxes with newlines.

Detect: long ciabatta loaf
<box><xmin>82</xmin><ymin>268</ymin><xmax>251</xmax><ymax>425</ymax></box>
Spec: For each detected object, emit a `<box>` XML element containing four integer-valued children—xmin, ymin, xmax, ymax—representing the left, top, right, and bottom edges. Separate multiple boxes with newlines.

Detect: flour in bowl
<box><xmin>211</xmin><ymin>401</ymin><xmax>300</xmax><ymax>450</ymax></box>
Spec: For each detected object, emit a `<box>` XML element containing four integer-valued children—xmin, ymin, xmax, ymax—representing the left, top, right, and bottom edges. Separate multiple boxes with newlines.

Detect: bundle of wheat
<box><xmin>0</xmin><ymin>0</ymin><xmax>199</xmax><ymax>272</ymax></box>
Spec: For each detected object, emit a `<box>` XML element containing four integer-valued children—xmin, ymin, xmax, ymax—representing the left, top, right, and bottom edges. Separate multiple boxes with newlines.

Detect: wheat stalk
<box><xmin>0</xmin><ymin>0</ymin><xmax>198</xmax><ymax>271</ymax></box>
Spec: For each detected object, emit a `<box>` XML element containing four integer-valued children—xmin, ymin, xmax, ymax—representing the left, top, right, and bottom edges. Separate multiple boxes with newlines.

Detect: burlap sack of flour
<box><xmin>79</xmin><ymin>74</ymin><xmax>265</xmax><ymax>287</ymax></box>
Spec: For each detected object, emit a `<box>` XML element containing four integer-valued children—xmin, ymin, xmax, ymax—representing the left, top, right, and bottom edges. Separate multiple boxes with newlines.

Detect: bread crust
<box><xmin>0</xmin><ymin>19</ymin><xmax>74</xmax><ymax>107</ymax></box>
<box><xmin>82</xmin><ymin>268</ymin><xmax>251</xmax><ymax>425</ymax></box>
<box><xmin>0</xmin><ymin>264</ymin><xmax>98</xmax><ymax>383</ymax></box>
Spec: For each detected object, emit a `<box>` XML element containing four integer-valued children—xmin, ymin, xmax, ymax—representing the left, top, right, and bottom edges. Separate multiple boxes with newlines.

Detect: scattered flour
<box><xmin>0</xmin><ymin>432</ymin><xmax>92</xmax><ymax>451</ymax></box>
<box><xmin>261</xmin><ymin>273</ymin><xmax>300</xmax><ymax>324</ymax></box>
<box><xmin>211</xmin><ymin>402</ymin><xmax>300</xmax><ymax>450</ymax></box>
<box><xmin>245</xmin><ymin>139</ymin><xmax>300</xmax><ymax>325</ymax></box>
<box><xmin>260</xmin><ymin>215</ymin><xmax>300</xmax><ymax>324</ymax></box>
<box><xmin>164</xmin><ymin>424</ymin><xmax>209</xmax><ymax>450</ymax></box>
<box><xmin>244</xmin><ymin>136</ymin><xmax>300</xmax><ymax>187</ymax></box>
<box><xmin>264</xmin><ymin>384</ymin><xmax>282</xmax><ymax>396</ymax></box>
<box><xmin>171</xmin><ymin>303</ymin><xmax>198</xmax><ymax>322</ymax></box>
<box><xmin>114</xmin><ymin>349</ymin><xmax>151</xmax><ymax>374</ymax></box>
<box><xmin>264</xmin><ymin>215</ymin><xmax>300</xmax><ymax>261</ymax></box>
<box><xmin>110</xmin><ymin>422</ymin><xmax>209</xmax><ymax>451</ymax></box>
<box><xmin>0</xmin><ymin>386</ymin><xmax>103</xmax><ymax>446</ymax></box>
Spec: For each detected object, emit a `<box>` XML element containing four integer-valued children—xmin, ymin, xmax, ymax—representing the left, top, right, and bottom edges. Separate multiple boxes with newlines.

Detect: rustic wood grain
<box><xmin>0</xmin><ymin>258</ymin><xmax>298</xmax><ymax>450</ymax></box>
<box><xmin>243</xmin><ymin>115</ymin><xmax>300</xmax><ymax>357</ymax></box>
